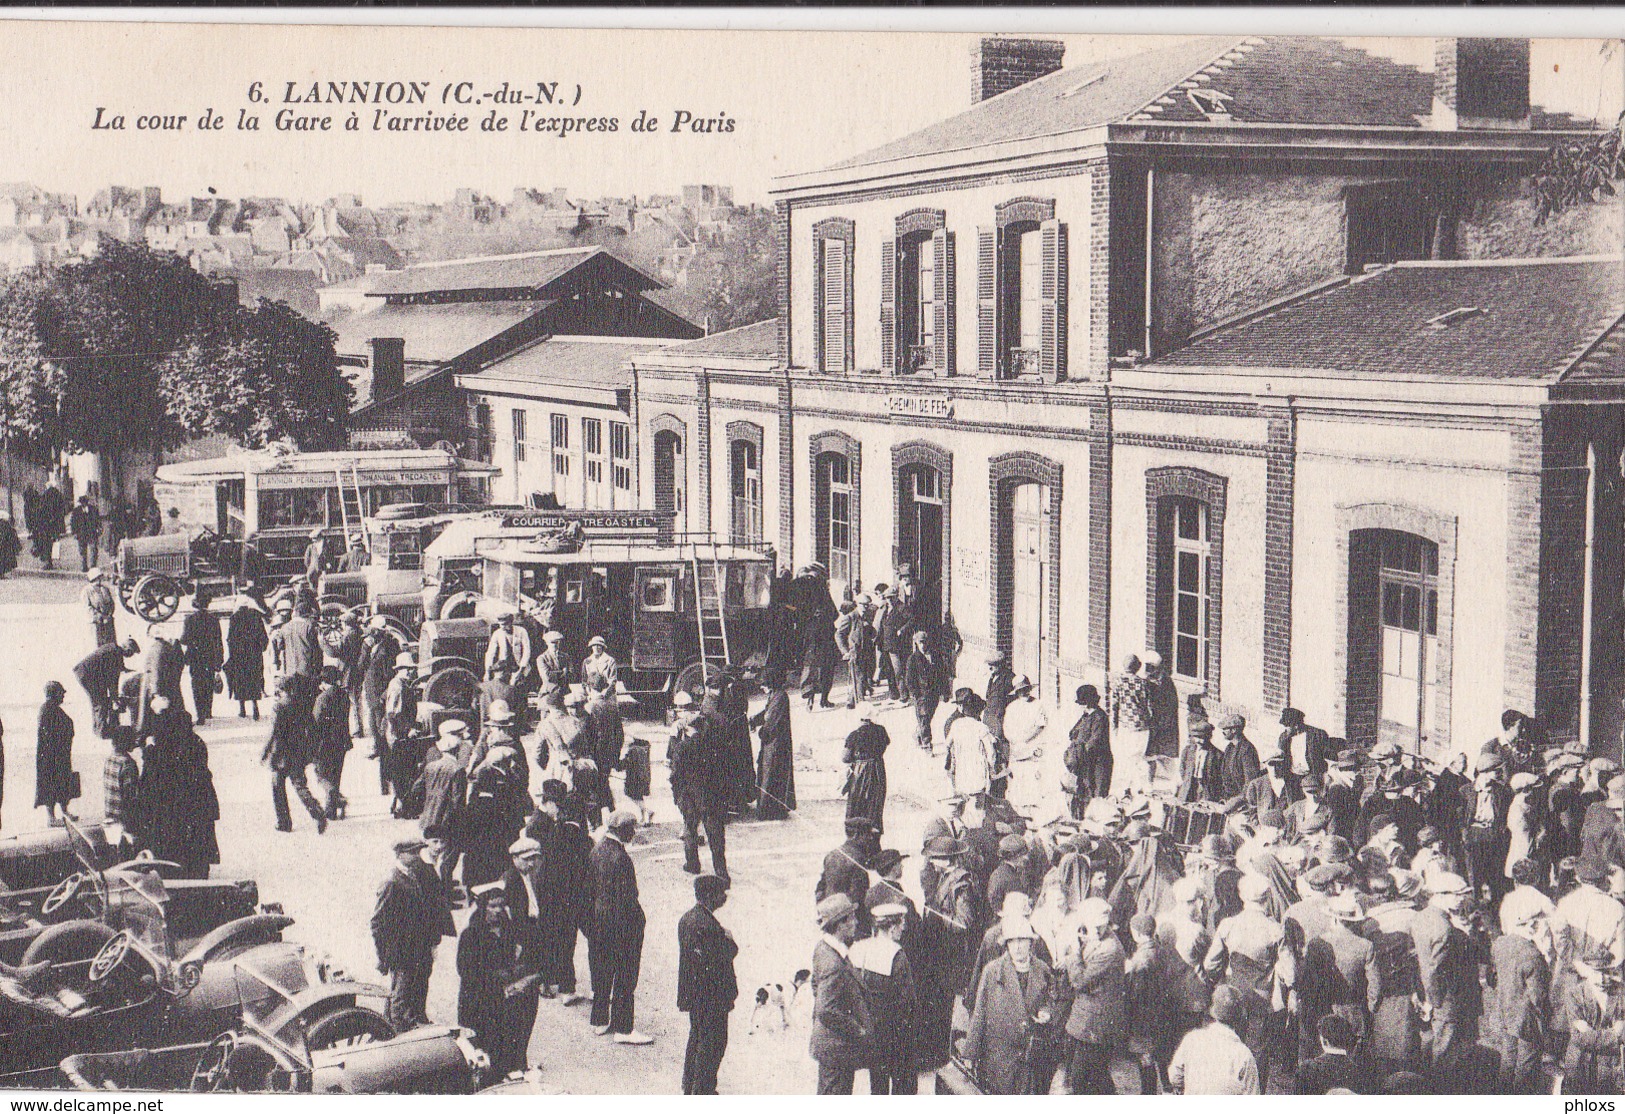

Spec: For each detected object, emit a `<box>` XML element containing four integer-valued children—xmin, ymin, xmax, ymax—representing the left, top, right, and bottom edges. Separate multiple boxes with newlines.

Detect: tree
<box><xmin>0</xmin><ymin>241</ymin><xmax>352</xmax><ymax>498</ymax></box>
<box><xmin>158</xmin><ymin>299</ymin><xmax>350</xmax><ymax>451</ymax></box>
<box><xmin>1532</xmin><ymin>110</ymin><xmax>1624</xmax><ymax>224</ymax></box>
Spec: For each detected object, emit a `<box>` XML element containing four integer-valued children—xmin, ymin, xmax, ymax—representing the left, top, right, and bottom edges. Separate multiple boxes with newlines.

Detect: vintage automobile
<box><xmin>0</xmin><ymin>823</ymin><xmax>261</xmax><ymax>970</ymax></box>
<box><xmin>0</xmin><ymin>872</ymin><xmax>395</xmax><ymax>1086</ymax></box>
<box><xmin>112</xmin><ymin>527</ymin><xmax>247</xmax><ymax>623</ymax></box>
<box><xmin>478</xmin><ymin>526</ymin><xmax>774</xmax><ymax>704</ymax></box>
<box><xmin>61</xmin><ymin>1021</ymin><xmax>488</xmax><ymax>1094</ymax></box>
<box><xmin>0</xmin><ymin>824</ymin><xmax>113</xmax><ymax>892</ymax></box>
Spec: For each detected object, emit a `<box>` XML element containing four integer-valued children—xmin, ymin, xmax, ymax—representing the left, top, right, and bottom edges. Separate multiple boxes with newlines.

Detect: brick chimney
<box><xmin>369</xmin><ymin>336</ymin><xmax>406</xmax><ymax>401</ymax></box>
<box><xmin>971</xmin><ymin>37</ymin><xmax>1066</xmax><ymax>104</ymax></box>
<box><xmin>1432</xmin><ymin>38</ymin><xmax>1530</xmax><ymax>130</ymax></box>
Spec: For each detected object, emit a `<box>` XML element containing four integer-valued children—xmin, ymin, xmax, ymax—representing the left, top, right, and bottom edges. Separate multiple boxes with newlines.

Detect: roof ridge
<box><xmin>1555</xmin><ymin>309</ymin><xmax>1625</xmax><ymax>383</ymax></box>
<box><xmin>1124</xmin><ymin>35</ymin><xmax>1256</xmax><ymax>124</ymax></box>
<box><xmin>407</xmin><ymin>245</ymin><xmax>597</xmax><ymax>271</ymax></box>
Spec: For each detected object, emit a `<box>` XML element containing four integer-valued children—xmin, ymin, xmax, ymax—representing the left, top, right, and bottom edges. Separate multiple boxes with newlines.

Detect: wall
<box><xmin>1108</xmin><ymin>414</ymin><xmax>1271</xmax><ymax>718</ymax></box>
<box><xmin>480</xmin><ymin>394</ymin><xmax>635</xmax><ymax>510</ymax></box>
<box><xmin>1290</xmin><ymin>415</ymin><xmax>1513</xmax><ymax>756</ymax></box>
<box><xmin>786</xmin><ymin>168</ymin><xmax>1098</xmax><ymax>378</ymax></box>
<box><xmin>1458</xmin><ymin>187</ymin><xmax>1623</xmax><ymax>260</ymax></box>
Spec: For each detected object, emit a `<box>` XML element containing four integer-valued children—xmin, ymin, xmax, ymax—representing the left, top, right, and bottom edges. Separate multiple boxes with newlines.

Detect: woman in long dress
<box><xmin>750</xmin><ymin>673</ymin><xmax>796</xmax><ymax>820</ymax></box>
<box><xmin>35</xmin><ymin>681</ymin><xmax>75</xmax><ymax>825</ymax></box>
<box><xmin>224</xmin><ymin>599</ymin><xmax>269</xmax><ymax>719</ymax></box>
<box><xmin>842</xmin><ymin>705</ymin><xmax>890</xmax><ymax>835</ymax></box>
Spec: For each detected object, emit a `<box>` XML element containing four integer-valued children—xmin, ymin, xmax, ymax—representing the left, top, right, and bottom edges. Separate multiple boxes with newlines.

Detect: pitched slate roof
<box><xmin>1152</xmin><ymin>258</ymin><xmax>1624</xmax><ymax>382</ymax></box>
<box><xmin>366</xmin><ymin>246</ymin><xmax>660</xmax><ymax>298</ymax></box>
<box><xmin>829</xmin><ymin>36</ymin><xmax>1594</xmax><ymax>173</ymax></box>
<box><xmin>662</xmin><ymin>319</ymin><xmax>778</xmax><ymax>358</ymax></box>
<box><xmin>459</xmin><ymin>337</ymin><xmax>674</xmax><ymax>396</ymax></box>
<box><xmin>332</xmin><ymin>302</ymin><xmax>543</xmax><ymax>365</ymax></box>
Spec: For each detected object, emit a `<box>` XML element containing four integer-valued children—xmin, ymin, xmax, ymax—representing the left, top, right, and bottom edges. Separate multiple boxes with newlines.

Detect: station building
<box><xmin>632</xmin><ymin>35</ymin><xmax>1625</xmax><ymax>758</ymax></box>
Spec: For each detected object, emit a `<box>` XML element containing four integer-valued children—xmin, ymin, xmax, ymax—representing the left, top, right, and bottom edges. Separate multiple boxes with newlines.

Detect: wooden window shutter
<box><xmin>814</xmin><ymin>457</ymin><xmax>830</xmax><ymax>566</ymax></box>
<box><xmin>932</xmin><ymin>229</ymin><xmax>954</xmax><ymax>376</ymax></box>
<box><xmin>821</xmin><ymin>237</ymin><xmax>848</xmax><ymax>374</ymax></box>
<box><xmin>879</xmin><ymin>238</ymin><xmax>896</xmax><ymax>376</ymax></box>
<box><xmin>1039</xmin><ymin>219</ymin><xmax>1068</xmax><ymax>383</ymax></box>
<box><xmin>976</xmin><ymin>225</ymin><xmax>999</xmax><ymax>379</ymax></box>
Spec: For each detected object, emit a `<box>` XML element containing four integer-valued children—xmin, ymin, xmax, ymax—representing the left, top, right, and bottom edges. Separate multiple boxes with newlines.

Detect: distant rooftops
<box><xmin>366</xmin><ymin>245</ymin><xmax>661</xmax><ymax>299</ymax></box>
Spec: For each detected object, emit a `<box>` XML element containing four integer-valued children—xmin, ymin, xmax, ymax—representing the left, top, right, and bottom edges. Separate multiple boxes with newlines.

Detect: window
<box><xmin>1378</xmin><ymin>531</ymin><xmax>1440</xmax><ymax>741</ymax></box>
<box><xmin>610</xmin><ymin>421</ymin><xmax>632</xmax><ymax>497</ymax></box>
<box><xmin>583</xmin><ymin>418</ymin><xmax>606</xmax><ymax>508</ymax></box>
<box><xmin>550</xmin><ymin>413</ymin><xmax>570</xmax><ymax>500</ymax></box>
<box><xmin>469</xmin><ymin>402</ymin><xmax>492</xmax><ymax>462</ymax></box>
<box><xmin>895</xmin><ymin>232</ymin><xmax>936</xmax><ymax>374</ymax></box>
<box><xmin>827</xmin><ymin>454</ymin><xmax>852</xmax><ymax>588</ymax></box>
<box><xmin>1170</xmin><ymin>499</ymin><xmax>1212</xmax><ymax>684</ymax></box>
<box><xmin>511</xmin><ymin>408</ymin><xmax>527</xmax><ymax>464</ymax></box>
<box><xmin>1346</xmin><ymin>185</ymin><xmax>1436</xmax><ymax>273</ymax></box>
<box><xmin>731</xmin><ymin>437</ymin><xmax>762</xmax><ymax>545</ymax></box>
<box><xmin>640</xmin><ymin>573</ymin><xmax>675</xmax><ymax>612</ymax></box>
<box><xmin>814</xmin><ymin>218</ymin><xmax>854</xmax><ymax>375</ymax></box>
<box><xmin>979</xmin><ymin>199</ymin><xmax>1066</xmax><ymax>381</ymax></box>
<box><xmin>1147</xmin><ymin>468</ymin><xmax>1226</xmax><ymax>695</ymax></box>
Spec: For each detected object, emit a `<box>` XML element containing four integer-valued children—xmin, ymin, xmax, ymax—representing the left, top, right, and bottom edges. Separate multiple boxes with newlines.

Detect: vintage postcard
<box><xmin>0</xmin><ymin>12</ymin><xmax>1619</xmax><ymax>1098</ymax></box>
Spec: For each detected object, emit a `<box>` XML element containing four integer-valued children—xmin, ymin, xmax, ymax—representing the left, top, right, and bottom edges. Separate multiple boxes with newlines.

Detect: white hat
<box><xmin>672</xmin><ymin>690</ymin><xmax>694</xmax><ymax>708</ymax></box>
<box><xmin>508</xmin><ymin>837</ymin><xmax>542</xmax><ymax>856</ymax></box>
<box><xmin>1077</xmin><ymin>897</ymin><xmax>1112</xmax><ymax>929</ymax></box>
<box><xmin>1000</xmin><ymin>915</ymin><xmax>1037</xmax><ymax>942</ymax></box>
<box><xmin>86</xmin><ymin>567</ymin><xmax>103</xmax><ymax>581</ymax></box>
<box><xmin>394</xmin><ymin>652</ymin><xmax>416</xmax><ymax>670</ymax></box>
<box><xmin>309</xmin><ymin>528</ymin><xmax>325</xmax><ymax>540</ymax></box>
<box><xmin>367</xmin><ymin>615</ymin><xmax>391</xmax><ymax>630</ymax></box>
<box><xmin>1141</xmin><ymin>651</ymin><xmax>1163</xmax><ymax>667</ymax></box>
<box><xmin>544</xmin><ymin>630</ymin><xmax>565</xmax><ymax>643</ymax></box>
<box><xmin>436</xmin><ymin>720</ymin><xmax>469</xmax><ymax>750</ymax></box>
<box><xmin>349</xmin><ymin>532</ymin><xmax>362</xmax><ymax>543</ymax></box>
<box><xmin>588</xmin><ymin>635</ymin><xmax>607</xmax><ymax>648</ymax></box>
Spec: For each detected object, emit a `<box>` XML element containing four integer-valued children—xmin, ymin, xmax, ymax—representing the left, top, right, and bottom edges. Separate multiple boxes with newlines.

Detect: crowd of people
<box><xmin>804</xmin><ymin>665</ymin><xmax>1625</xmax><ymax>1096</ymax></box>
<box><xmin>15</xmin><ymin>544</ymin><xmax>1625</xmax><ymax>1098</ymax></box>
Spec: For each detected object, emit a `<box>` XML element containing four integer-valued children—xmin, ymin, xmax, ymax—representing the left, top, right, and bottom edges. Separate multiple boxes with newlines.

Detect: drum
<box><xmin>1161</xmin><ymin>800</ymin><xmax>1227</xmax><ymax>846</ymax></box>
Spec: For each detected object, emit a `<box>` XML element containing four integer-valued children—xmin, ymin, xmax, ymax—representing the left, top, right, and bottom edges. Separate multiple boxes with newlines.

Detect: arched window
<box><xmin>729</xmin><ymin>425</ymin><xmax>764</xmax><ymax>546</ymax></box>
<box><xmin>811</xmin><ymin>431</ymin><xmax>861</xmax><ymax>601</ymax></box>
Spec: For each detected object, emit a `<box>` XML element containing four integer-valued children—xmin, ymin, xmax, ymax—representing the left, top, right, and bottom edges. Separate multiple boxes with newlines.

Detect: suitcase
<box><xmin>1161</xmin><ymin>800</ymin><xmax>1227</xmax><ymax>846</ymax></box>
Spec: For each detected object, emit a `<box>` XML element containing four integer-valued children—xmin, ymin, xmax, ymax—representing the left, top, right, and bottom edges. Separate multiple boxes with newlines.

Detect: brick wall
<box><xmin>1087</xmin><ymin>161</ymin><xmax>1111</xmax><ymax>377</ymax></box>
<box><xmin>774</xmin><ymin>200</ymin><xmax>792</xmax><ymax>367</ymax></box>
<box><xmin>694</xmin><ymin>371</ymin><xmax>713</xmax><ymax>533</ymax></box>
<box><xmin>1088</xmin><ymin>401</ymin><xmax>1112</xmax><ymax>670</ymax></box>
<box><xmin>777</xmin><ymin>376</ymin><xmax>794</xmax><ymax>560</ymax></box>
<box><xmin>1504</xmin><ymin>422</ymin><xmax>1542</xmax><ymax>718</ymax></box>
<box><xmin>970</xmin><ymin>38</ymin><xmax>1066</xmax><ymax>104</ymax></box>
<box><xmin>1262</xmin><ymin>404</ymin><xmax>1296</xmax><ymax>710</ymax></box>
<box><xmin>1536</xmin><ymin>410</ymin><xmax>1590</xmax><ymax>744</ymax></box>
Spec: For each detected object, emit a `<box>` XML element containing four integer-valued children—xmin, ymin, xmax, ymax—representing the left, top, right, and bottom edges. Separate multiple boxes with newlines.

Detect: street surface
<box><xmin>0</xmin><ymin>570</ymin><xmax>1055</xmax><ymax>1094</ymax></box>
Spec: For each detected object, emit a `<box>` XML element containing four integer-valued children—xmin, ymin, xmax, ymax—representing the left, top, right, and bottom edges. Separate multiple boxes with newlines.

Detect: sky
<box><xmin>0</xmin><ymin>19</ymin><xmax>1617</xmax><ymax>210</ymax></box>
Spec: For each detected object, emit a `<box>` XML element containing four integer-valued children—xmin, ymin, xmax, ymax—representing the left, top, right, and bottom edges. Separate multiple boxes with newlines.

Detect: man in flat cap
<box><xmin>1555</xmin><ymin>854</ymin><xmax>1625</xmax><ymax>972</ymax></box>
<box><xmin>1214</xmin><ymin>713</ymin><xmax>1261</xmax><ymax>805</ymax></box>
<box><xmin>372</xmin><ymin>836</ymin><xmax>455</xmax><ymax>1031</ymax></box>
<box><xmin>677</xmin><ymin>874</ymin><xmax>737</xmax><ymax>1094</ymax></box>
<box><xmin>1557</xmin><ymin>943</ymin><xmax>1625</xmax><ymax>1091</ymax></box>
<box><xmin>414</xmin><ymin>720</ymin><xmax>470</xmax><ymax>901</ymax></box>
<box><xmin>816</xmin><ymin>817</ymin><xmax>880</xmax><ymax>916</ymax></box>
<box><xmin>1168</xmin><ymin>984</ymin><xmax>1260</xmax><ymax>1095</ymax></box>
<box><xmin>588</xmin><ymin>810</ymin><xmax>651</xmax><ymax>1044</ymax></box>
<box><xmin>1581</xmin><ymin>770</ymin><xmax>1625</xmax><ymax>871</ymax></box>
<box><xmin>1277</xmin><ymin>707</ymin><xmax>1331</xmax><ymax>780</ymax></box>
<box><xmin>917</xmin><ymin>834</ymin><xmax>980</xmax><ymax>1071</ymax></box>
<box><xmin>810</xmin><ymin>893</ymin><xmax>872</xmax><ymax>1094</ymax></box>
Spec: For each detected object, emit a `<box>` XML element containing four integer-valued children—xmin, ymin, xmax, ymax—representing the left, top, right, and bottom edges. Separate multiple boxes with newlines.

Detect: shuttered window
<box><xmin>813</xmin><ymin>218</ymin><xmax>854</xmax><ymax>374</ymax></box>
<box><xmin>980</xmin><ymin>199</ymin><xmax>1067</xmax><ymax>382</ymax></box>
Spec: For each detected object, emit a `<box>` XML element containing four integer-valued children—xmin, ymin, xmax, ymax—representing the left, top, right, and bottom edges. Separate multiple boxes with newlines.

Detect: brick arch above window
<box><xmin>990</xmin><ymin>450</ymin><xmax>1063</xmax><ymax>490</ymax></box>
<box><xmin>649</xmin><ymin>412</ymin><xmax>687</xmax><ymax>440</ymax></box>
<box><xmin>725</xmin><ymin>420</ymin><xmax>763</xmax><ymax>452</ymax></box>
<box><xmin>1146</xmin><ymin>466</ymin><xmax>1229</xmax><ymax>696</ymax></box>
<box><xmin>1333</xmin><ymin>501</ymin><xmax>1458</xmax><ymax>755</ymax></box>
<box><xmin>995</xmin><ymin>196</ymin><xmax>1057</xmax><ymax>228</ymax></box>
<box><xmin>894</xmin><ymin>208</ymin><xmax>946</xmax><ymax>237</ymax></box>
<box><xmin>892</xmin><ymin>439</ymin><xmax>952</xmax><ymax>478</ymax></box>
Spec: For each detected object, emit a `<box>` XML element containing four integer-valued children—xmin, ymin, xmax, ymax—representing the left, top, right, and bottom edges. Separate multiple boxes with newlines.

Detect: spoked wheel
<box><xmin>421</xmin><ymin>665</ymin><xmax>479</xmax><ymax>713</ymax></box>
<box><xmin>116</xmin><ymin>577</ymin><xmax>138</xmax><ymax>613</ymax></box>
<box><xmin>304</xmin><ymin>1005</ymin><xmax>395</xmax><ymax>1052</ymax></box>
<box><xmin>673</xmin><ymin>661</ymin><xmax>710</xmax><ymax>708</ymax></box>
<box><xmin>132</xmin><ymin>573</ymin><xmax>183</xmax><ymax>622</ymax></box>
<box><xmin>189</xmin><ymin>1032</ymin><xmax>239</xmax><ymax>1093</ymax></box>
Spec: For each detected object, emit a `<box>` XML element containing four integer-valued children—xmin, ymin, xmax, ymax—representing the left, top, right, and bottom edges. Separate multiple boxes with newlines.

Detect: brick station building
<box><xmin>634</xmin><ymin>35</ymin><xmax>1625</xmax><ymax>759</ymax></box>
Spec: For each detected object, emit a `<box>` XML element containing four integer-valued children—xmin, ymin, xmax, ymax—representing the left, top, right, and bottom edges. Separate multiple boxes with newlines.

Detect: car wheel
<box><xmin>422</xmin><ymin>665</ymin><xmax>480</xmax><ymax>712</ymax></box>
<box><xmin>303</xmin><ymin>1005</ymin><xmax>396</xmax><ymax>1052</ymax></box>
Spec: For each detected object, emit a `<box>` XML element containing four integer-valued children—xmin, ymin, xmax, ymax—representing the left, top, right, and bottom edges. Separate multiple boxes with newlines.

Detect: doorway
<box><xmin>1010</xmin><ymin>482</ymin><xmax>1051</xmax><ymax>689</ymax></box>
<box><xmin>898</xmin><ymin>463</ymin><xmax>945</xmax><ymax>618</ymax></box>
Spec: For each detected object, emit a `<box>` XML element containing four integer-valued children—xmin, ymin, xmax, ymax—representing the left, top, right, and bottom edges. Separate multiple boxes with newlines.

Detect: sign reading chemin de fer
<box><xmin>886</xmin><ymin>393</ymin><xmax>954</xmax><ymax>420</ymax></box>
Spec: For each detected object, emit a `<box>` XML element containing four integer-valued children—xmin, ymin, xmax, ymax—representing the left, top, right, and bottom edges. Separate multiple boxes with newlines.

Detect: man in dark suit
<box><xmin>1277</xmin><ymin>707</ymin><xmax>1330</xmax><ymax>779</ymax></box>
<box><xmin>1410</xmin><ymin>872</ymin><xmax>1483</xmax><ymax>1091</ymax></box>
<box><xmin>413</xmin><ymin>722</ymin><xmax>469</xmax><ymax>899</ymax></box>
<box><xmin>588</xmin><ymin>809</ymin><xmax>651</xmax><ymax>1044</ymax></box>
<box><xmin>1295</xmin><ymin>1014</ymin><xmax>1364</xmax><ymax>1093</ymax></box>
<box><xmin>810</xmin><ymin>893</ymin><xmax>872</xmax><ymax>1095</ymax></box>
<box><xmin>180</xmin><ymin>587</ymin><xmax>224</xmax><ymax>724</ymax></box>
<box><xmin>816</xmin><ymin>818</ymin><xmax>880</xmax><ymax>910</ymax></box>
<box><xmin>371</xmin><ymin>836</ymin><xmax>456</xmax><ymax>1031</ymax></box>
<box><xmin>677</xmin><ymin>873</ymin><xmax>738</xmax><ymax>1094</ymax></box>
